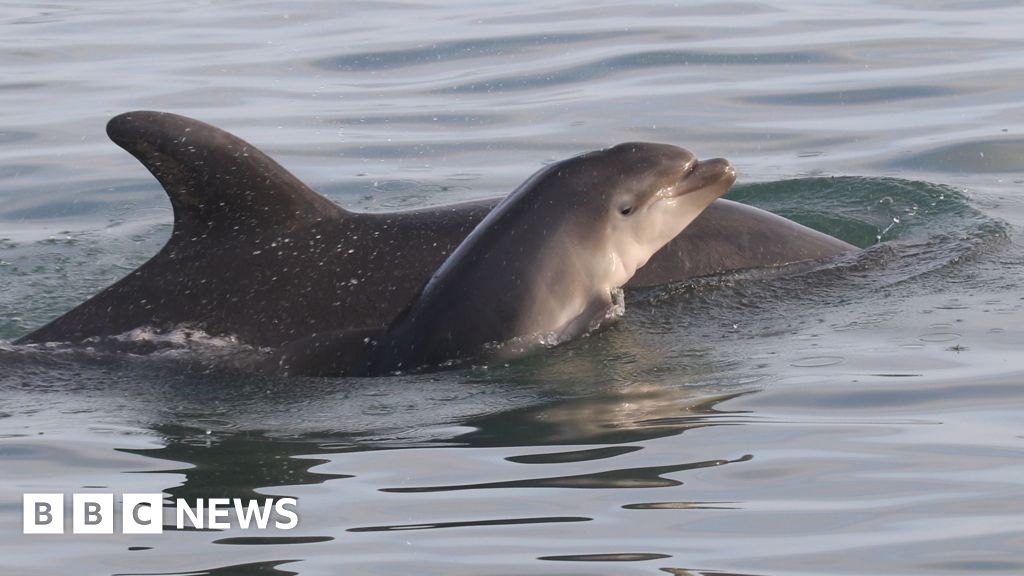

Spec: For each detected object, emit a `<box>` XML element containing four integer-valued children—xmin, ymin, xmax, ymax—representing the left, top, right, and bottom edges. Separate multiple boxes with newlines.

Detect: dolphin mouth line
<box><xmin>658</xmin><ymin>158</ymin><xmax>736</xmax><ymax>200</ymax></box>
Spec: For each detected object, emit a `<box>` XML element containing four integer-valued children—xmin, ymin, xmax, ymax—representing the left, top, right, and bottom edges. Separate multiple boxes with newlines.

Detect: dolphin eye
<box><xmin>619</xmin><ymin>205</ymin><xmax>634</xmax><ymax>216</ymax></box>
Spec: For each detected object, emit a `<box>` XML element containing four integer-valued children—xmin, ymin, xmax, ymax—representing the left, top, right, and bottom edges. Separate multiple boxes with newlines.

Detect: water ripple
<box><xmin>538</xmin><ymin>552</ymin><xmax>672</xmax><ymax>562</ymax></box>
<box><xmin>381</xmin><ymin>455</ymin><xmax>753</xmax><ymax>492</ymax></box>
<box><xmin>438</xmin><ymin>49</ymin><xmax>836</xmax><ymax>93</ymax></box>
<box><xmin>890</xmin><ymin>138</ymin><xmax>1024</xmax><ymax>173</ymax></box>
<box><xmin>314</xmin><ymin>31</ymin><xmax>631</xmax><ymax>71</ymax></box>
<box><xmin>348</xmin><ymin>515</ymin><xmax>590</xmax><ymax>533</ymax></box>
<box><xmin>744</xmin><ymin>85</ymin><xmax>959</xmax><ymax>107</ymax></box>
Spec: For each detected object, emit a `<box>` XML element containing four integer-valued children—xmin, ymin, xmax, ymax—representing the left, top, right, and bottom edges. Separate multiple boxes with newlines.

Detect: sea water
<box><xmin>1</xmin><ymin>1</ymin><xmax>1022</xmax><ymax>575</ymax></box>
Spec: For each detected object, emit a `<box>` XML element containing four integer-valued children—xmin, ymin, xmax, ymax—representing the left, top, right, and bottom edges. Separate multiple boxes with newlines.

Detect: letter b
<box><xmin>23</xmin><ymin>494</ymin><xmax>64</xmax><ymax>534</ymax></box>
<box><xmin>73</xmin><ymin>493</ymin><xmax>113</xmax><ymax>534</ymax></box>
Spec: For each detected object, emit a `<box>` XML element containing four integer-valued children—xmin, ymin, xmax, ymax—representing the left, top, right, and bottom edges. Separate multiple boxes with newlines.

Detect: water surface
<box><xmin>1</xmin><ymin>1</ymin><xmax>1023</xmax><ymax>575</ymax></box>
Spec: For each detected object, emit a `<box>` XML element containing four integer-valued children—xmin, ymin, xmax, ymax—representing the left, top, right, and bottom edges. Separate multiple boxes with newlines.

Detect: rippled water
<box><xmin>2</xmin><ymin>1</ymin><xmax>1023</xmax><ymax>575</ymax></box>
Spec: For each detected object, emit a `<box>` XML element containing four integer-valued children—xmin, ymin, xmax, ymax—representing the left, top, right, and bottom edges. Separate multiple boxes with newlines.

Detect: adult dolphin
<box><xmin>269</xmin><ymin>143</ymin><xmax>736</xmax><ymax>376</ymax></box>
<box><xmin>16</xmin><ymin>112</ymin><xmax>853</xmax><ymax>348</ymax></box>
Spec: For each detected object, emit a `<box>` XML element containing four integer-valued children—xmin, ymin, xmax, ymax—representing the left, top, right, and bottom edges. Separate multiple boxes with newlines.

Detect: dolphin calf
<box><xmin>269</xmin><ymin>143</ymin><xmax>736</xmax><ymax>376</ymax></box>
<box><xmin>16</xmin><ymin>111</ymin><xmax>853</xmax><ymax>347</ymax></box>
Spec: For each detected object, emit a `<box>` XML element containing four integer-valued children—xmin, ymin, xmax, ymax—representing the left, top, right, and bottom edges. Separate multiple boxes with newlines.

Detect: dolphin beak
<box><xmin>665</xmin><ymin>158</ymin><xmax>736</xmax><ymax>198</ymax></box>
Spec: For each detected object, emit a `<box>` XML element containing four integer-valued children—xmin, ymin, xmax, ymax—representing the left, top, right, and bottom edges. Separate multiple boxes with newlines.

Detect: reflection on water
<box><xmin>79</xmin><ymin>383</ymin><xmax>751</xmax><ymax>538</ymax></box>
<box><xmin>121</xmin><ymin>426</ymin><xmax>352</xmax><ymax>504</ymax></box>
<box><xmin>116</xmin><ymin>560</ymin><xmax>301</xmax><ymax>576</ymax></box>
<box><xmin>458</xmin><ymin>385</ymin><xmax>752</xmax><ymax>447</ymax></box>
<box><xmin>347</xmin><ymin>516</ymin><xmax>591</xmax><ymax>533</ymax></box>
<box><xmin>0</xmin><ymin>362</ymin><xmax>769</xmax><ymax>574</ymax></box>
<box><xmin>379</xmin><ymin>453</ymin><xmax>751</xmax><ymax>493</ymax></box>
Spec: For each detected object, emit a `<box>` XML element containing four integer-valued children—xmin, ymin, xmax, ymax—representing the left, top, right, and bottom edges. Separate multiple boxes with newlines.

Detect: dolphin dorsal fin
<box><xmin>106</xmin><ymin>111</ymin><xmax>345</xmax><ymax>235</ymax></box>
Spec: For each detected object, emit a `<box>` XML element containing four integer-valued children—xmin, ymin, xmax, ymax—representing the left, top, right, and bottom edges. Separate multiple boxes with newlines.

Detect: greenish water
<box><xmin>1</xmin><ymin>1</ymin><xmax>1023</xmax><ymax>575</ymax></box>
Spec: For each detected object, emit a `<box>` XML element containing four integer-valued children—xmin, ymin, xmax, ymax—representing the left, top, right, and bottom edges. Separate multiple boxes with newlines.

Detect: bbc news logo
<box><xmin>23</xmin><ymin>493</ymin><xmax>298</xmax><ymax>534</ymax></box>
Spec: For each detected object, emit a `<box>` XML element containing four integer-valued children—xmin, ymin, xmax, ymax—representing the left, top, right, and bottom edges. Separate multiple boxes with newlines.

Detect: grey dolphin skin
<box><xmin>271</xmin><ymin>143</ymin><xmax>736</xmax><ymax>376</ymax></box>
<box><xmin>16</xmin><ymin>111</ymin><xmax>854</xmax><ymax>348</ymax></box>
